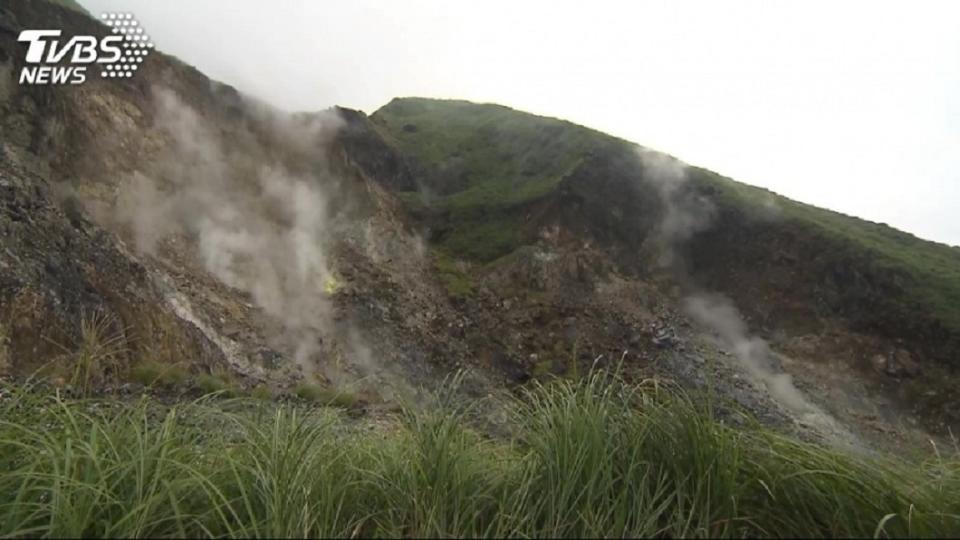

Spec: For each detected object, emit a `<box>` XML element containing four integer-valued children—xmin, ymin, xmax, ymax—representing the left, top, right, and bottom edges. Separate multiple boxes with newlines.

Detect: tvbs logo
<box><xmin>18</xmin><ymin>12</ymin><xmax>153</xmax><ymax>85</ymax></box>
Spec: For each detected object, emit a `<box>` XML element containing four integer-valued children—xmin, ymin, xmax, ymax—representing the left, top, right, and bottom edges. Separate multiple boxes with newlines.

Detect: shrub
<box><xmin>249</xmin><ymin>385</ymin><xmax>273</xmax><ymax>400</ymax></box>
<box><xmin>293</xmin><ymin>383</ymin><xmax>358</xmax><ymax>409</ymax></box>
<box><xmin>130</xmin><ymin>361</ymin><xmax>189</xmax><ymax>388</ymax></box>
<box><xmin>0</xmin><ymin>374</ymin><xmax>957</xmax><ymax>538</ymax></box>
<box><xmin>433</xmin><ymin>251</ymin><xmax>475</xmax><ymax>298</ymax></box>
<box><xmin>70</xmin><ymin>310</ymin><xmax>127</xmax><ymax>396</ymax></box>
<box><xmin>195</xmin><ymin>371</ymin><xmax>239</xmax><ymax>397</ymax></box>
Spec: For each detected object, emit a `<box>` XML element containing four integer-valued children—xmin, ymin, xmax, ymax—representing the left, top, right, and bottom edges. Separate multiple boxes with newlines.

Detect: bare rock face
<box><xmin>0</xmin><ymin>0</ymin><xmax>956</xmax><ymax>450</ymax></box>
<box><xmin>0</xmin><ymin>153</ymin><xmax>228</xmax><ymax>379</ymax></box>
<box><xmin>870</xmin><ymin>354</ymin><xmax>888</xmax><ymax>374</ymax></box>
<box><xmin>0</xmin><ymin>2</ymin><xmax>316</xmax><ymax>384</ymax></box>
<box><xmin>893</xmin><ymin>349</ymin><xmax>922</xmax><ymax>378</ymax></box>
<box><xmin>0</xmin><ymin>1</ymin><xmax>498</xmax><ymax>400</ymax></box>
<box><xmin>0</xmin><ymin>2</ymin><xmax>275</xmax><ymax>384</ymax></box>
<box><xmin>871</xmin><ymin>349</ymin><xmax>922</xmax><ymax>379</ymax></box>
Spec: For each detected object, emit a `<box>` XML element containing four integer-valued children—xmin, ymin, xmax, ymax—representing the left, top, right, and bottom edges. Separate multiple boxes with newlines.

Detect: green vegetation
<box><xmin>433</xmin><ymin>250</ymin><xmax>475</xmax><ymax>298</ymax></box>
<box><xmin>69</xmin><ymin>312</ymin><xmax>127</xmax><ymax>397</ymax></box>
<box><xmin>373</xmin><ymin>98</ymin><xmax>599</xmax><ymax>207</ymax></box>
<box><xmin>130</xmin><ymin>361</ymin><xmax>189</xmax><ymax>388</ymax></box>
<box><xmin>196</xmin><ymin>371</ymin><xmax>240</xmax><ymax>397</ymax></box>
<box><xmin>293</xmin><ymin>382</ymin><xmax>359</xmax><ymax>409</ymax></box>
<box><xmin>531</xmin><ymin>358</ymin><xmax>555</xmax><ymax>378</ymax></box>
<box><xmin>249</xmin><ymin>385</ymin><xmax>273</xmax><ymax>401</ymax></box>
<box><xmin>0</xmin><ymin>374</ymin><xmax>958</xmax><ymax>538</ymax></box>
<box><xmin>373</xmin><ymin>98</ymin><xmax>626</xmax><ymax>261</ymax></box>
<box><xmin>377</xmin><ymin>97</ymin><xmax>960</xmax><ymax>347</ymax></box>
<box><xmin>440</xmin><ymin>212</ymin><xmax>523</xmax><ymax>263</ymax></box>
<box><xmin>690</xmin><ymin>166</ymin><xmax>960</xmax><ymax>334</ymax></box>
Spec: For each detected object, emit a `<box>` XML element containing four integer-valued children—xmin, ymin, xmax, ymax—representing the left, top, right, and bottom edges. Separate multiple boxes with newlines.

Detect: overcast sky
<box><xmin>79</xmin><ymin>0</ymin><xmax>960</xmax><ymax>246</ymax></box>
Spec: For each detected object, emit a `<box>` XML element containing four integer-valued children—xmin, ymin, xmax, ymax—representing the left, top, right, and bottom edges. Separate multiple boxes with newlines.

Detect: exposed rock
<box><xmin>0</xmin><ymin>157</ymin><xmax>228</xmax><ymax>377</ymax></box>
<box><xmin>871</xmin><ymin>349</ymin><xmax>922</xmax><ymax>379</ymax></box>
<box><xmin>0</xmin><ymin>0</ymin><xmax>954</xmax><ymax>450</ymax></box>
<box><xmin>652</xmin><ymin>325</ymin><xmax>680</xmax><ymax>349</ymax></box>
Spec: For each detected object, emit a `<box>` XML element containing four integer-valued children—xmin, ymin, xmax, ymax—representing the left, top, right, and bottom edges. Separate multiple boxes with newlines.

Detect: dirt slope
<box><xmin>1</xmin><ymin>0</ymin><xmax>955</xmax><ymax>453</ymax></box>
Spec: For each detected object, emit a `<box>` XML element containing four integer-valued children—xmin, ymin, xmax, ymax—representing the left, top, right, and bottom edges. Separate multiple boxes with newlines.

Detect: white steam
<box><xmin>637</xmin><ymin>148</ymin><xmax>817</xmax><ymax>416</ymax></box>
<box><xmin>638</xmin><ymin>148</ymin><xmax>715</xmax><ymax>268</ymax></box>
<box><xmin>114</xmin><ymin>88</ymin><xmax>343</xmax><ymax>372</ymax></box>
<box><xmin>683</xmin><ymin>293</ymin><xmax>812</xmax><ymax>413</ymax></box>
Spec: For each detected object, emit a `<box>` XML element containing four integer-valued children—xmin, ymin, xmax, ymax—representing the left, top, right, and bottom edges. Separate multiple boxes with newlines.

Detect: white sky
<box><xmin>79</xmin><ymin>0</ymin><xmax>960</xmax><ymax>246</ymax></box>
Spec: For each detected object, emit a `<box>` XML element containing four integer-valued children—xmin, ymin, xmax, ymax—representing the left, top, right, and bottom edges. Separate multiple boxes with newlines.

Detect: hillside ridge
<box><xmin>0</xmin><ymin>0</ymin><xmax>957</xmax><ymax>449</ymax></box>
<box><xmin>372</xmin><ymin>96</ymin><xmax>960</xmax><ymax>433</ymax></box>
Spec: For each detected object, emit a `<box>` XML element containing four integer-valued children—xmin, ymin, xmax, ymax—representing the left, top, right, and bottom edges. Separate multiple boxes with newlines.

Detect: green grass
<box><xmin>0</xmin><ymin>374</ymin><xmax>958</xmax><ymax>538</ymax></box>
<box><xmin>376</xmin><ymin>98</ymin><xmax>960</xmax><ymax>371</ymax></box>
<box><xmin>248</xmin><ymin>385</ymin><xmax>273</xmax><ymax>401</ymax></box>
<box><xmin>68</xmin><ymin>311</ymin><xmax>127</xmax><ymax>397</ymax></box>
<box><xmin>373</xmin><ymin>98</ymin><xmax>628</xmax><ymax>261</ymax></box>
<box><xmin>373</xmin><ymin>98</ymin><xmax>600</xmax><ymax>207</ymax></box>
<box><xmin>293</xmin><ymin>383</ymin><xmax>359</xmax><ymax>409</ymax></box>
<box><xmin>433</xmin><ymin>250</ymin><xmax>475</xmax><ymax>298</ymax></box>
<box><xmin>130</xmin><ymin>361</ymin><xmax>189</xmax><ymax>388</ymax></box>
<box><xmin>195</xmin><ymin>371</ymin><xmax>240</xmax><ymax>397</ymax></box>
<box><xmin>689</xmin><ymin>166</ymin><xmax>960</xmax><ymax>336</ymax></box>
<box><xmin>375</xmin><ymin>98</ymin><xmax>960</xmax><ymax>314</ymax></box>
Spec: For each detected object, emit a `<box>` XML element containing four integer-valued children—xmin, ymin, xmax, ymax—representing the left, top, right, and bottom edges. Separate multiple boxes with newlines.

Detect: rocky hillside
<box><xmin>0</xmin><ymin>0</ymin><xmax>485</xmax><ymax>406</ymax></box>
<box><xmin>1</xmin><ymin>0</ymin><xmax>958</xmax><ymax>451</ymax></box>
<box><xmin>372</xmin><ymin>97</ymin><xmax>960</xmax><ymax>436</ymax></box>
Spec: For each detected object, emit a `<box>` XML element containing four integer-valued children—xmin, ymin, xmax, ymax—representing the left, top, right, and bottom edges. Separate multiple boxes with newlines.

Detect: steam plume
<box><xmin>683</xmin><ymin>293</ymin><xmax>811</xmax><ymax>413</ymax></box>
<box><xmin>114</xmin><ymin>88</ymin><xmax>343</xmax><ymax>373</ymax></box>
<box><xmin>636</xmin><ymin>148</ymin><xmax>816</xmax><ymax>416</ymax></box>
<box><xmin>638</xmin><ymin>148</ymin><xmax>714</xmax><ymax>269</ymax></box>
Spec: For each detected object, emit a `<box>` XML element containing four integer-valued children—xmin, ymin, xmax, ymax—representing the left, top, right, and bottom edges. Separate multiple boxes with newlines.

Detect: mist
<box><xmin>114</xmin><ymin>88</ymin><xmax>343</xmax><ymax>372</ymax></box>
<box><xmin>637</xmin><ymin>148</ymin><xmax>815</xmax><ymax>416</ymax></box>
<box><xmin>638</xmin><ymin>148</ymin><xmax>714</xmax><ymax>269</ymax></box>
<box><xmin>77</xmin><ymin>0</ymin><xmax>960</xmax><ymax>248</ymax></box>
<box><xmin>683</xmin><ymin>294</ymin><xmax>811</xmax><ymax>413</ymax></box>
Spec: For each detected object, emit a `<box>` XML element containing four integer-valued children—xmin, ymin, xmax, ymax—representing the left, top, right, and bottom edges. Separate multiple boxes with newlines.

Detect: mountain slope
<box><xmin>2</xmin><ymin>2</ymin><xmax>960</xmax><ymax>535</ymax></box>
<box><xmin>372</xmin><ymin>97</ymin><xmax>637</xmax><ymax>261</ymax></box>
<box><xmin>1</xmin><ymin>0</ymin><xmax>957</xmax><ymax>448</ymax></box>
<box><xmin>372</xmin><ymin>97</ymin><xmax>960</xmax><ymax>432</ymax></box>
<box><xmin>0</xmin><ymin>0</ymin><xmax>490</xmax><ymax>403</ymax></box>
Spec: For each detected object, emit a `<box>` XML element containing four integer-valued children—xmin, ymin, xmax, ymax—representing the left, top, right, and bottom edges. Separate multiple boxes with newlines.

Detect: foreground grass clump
<box><xmin>293</xmin><ymin>382</ymin><xmax>358</xmax><ymax>409</ymax></box>
<box><xmin>195</xmin><ymin>371</ymin><xmax>240</xmax><ymax>397</ymax></box>
<box><xmin>130</xmin><ymin>361</ymin><xmax>189</xmax><ymax>388</ymax></box>
<box><xmin>0</xmin><ymin>374</ymin><xmax>958</xmax><ymax>538</ymax></box>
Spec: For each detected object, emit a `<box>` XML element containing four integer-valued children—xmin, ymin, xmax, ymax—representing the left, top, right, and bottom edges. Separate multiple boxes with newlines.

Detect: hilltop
<box><xmin>372</xmin><ymin>96</ymin><xmax>960</xmax><ymax>433</ymax></box>
<box><xmin>0</xmin><ymin>0</ymin><xmax>956</xmax><ymax>445</ymax></box>
<box><xmin>2</xmin><ymin>0</ymin><xmax>960</xmax><ymax>536</ymax></box>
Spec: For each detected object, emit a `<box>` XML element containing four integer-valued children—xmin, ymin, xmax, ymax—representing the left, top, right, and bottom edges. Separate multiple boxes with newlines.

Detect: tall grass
<box><xmin>0</xmin><ymin>373</ymin><xmax>957</xmax><ymax>538</ymax></box>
